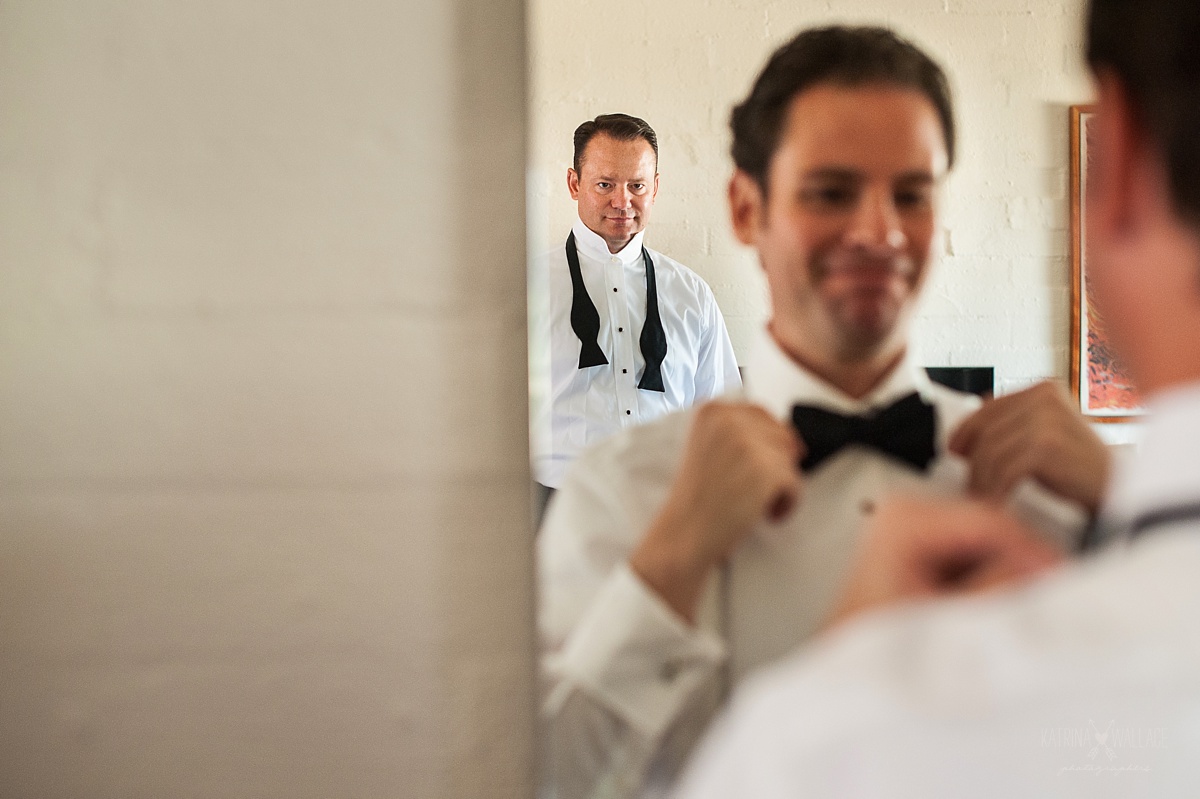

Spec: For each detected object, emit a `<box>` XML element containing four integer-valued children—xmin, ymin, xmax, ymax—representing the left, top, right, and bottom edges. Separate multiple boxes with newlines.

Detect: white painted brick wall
<box><xmin>531</xmin><ymin>0</ymin><xmax>1092</xmax><ymax>384</ymax></box>
<box><xmin>0</xmin><ymin>1</ymin><xmax>533</xmax><ymax>797</ymax></box>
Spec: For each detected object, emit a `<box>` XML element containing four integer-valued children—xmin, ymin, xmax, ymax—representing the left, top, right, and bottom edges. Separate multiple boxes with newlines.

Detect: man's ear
<box><xmin>728</xmin><ymin>170</ymin><xmax>764</xmax><ymax>245</ymax></box>
<box><xmin>652</xmin><ymin>172</ymin><xmax>660</xmax><ymax>202</ymax></box>
<box><xmin>1090</xmin><ymin>70</ymin><xmax>1141</xmax><ymax>241</ymax></box>
<box><xmin>567</xmin><ymin>167</ymin><xmax>581</xmax><ymax>201</ymax></box>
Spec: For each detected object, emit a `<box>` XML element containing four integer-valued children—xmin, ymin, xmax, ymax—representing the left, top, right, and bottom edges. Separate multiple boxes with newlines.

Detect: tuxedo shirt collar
<box><xmin>743</xmin><ymin>326</ymin><xmax>936</xmax><ymax>421</ymax></box>
<box><xmin>571</xmin><ymin>215</ymin><xmax>647</xmax><ymax>266</ymax></box>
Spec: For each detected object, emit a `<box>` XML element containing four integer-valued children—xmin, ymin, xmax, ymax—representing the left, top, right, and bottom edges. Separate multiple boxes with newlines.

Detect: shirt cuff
<box><xmin>553</xmin><ymin>562</ymin><xmax>726</xmax><ymax>738</ymax></box>
<box><xmin>1007</xmin><ymin>478</ymin><xmax>1089</xmax><ymax>550</ymax></box>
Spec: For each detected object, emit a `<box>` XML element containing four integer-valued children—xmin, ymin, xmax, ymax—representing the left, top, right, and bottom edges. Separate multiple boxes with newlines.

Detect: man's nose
<box><xmin>610</xmin><ymin>187</ymin><xmax>632</xmax><ymax>209</ymax></box>
<box><xmin>847</xmin><ymin>192</ymin><xmax>906</xmax><ymax>251</ymax></box>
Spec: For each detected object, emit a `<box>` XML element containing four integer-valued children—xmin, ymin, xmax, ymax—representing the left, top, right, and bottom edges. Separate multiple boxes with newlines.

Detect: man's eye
<box><xmin>803</xmin><ymin>186</ymin><xmax>855</xmax><ymax>207</ymax></box>
<box><xmin>895</xmin><ymin>189</ymin><xmax>932</xmax><ymax>209</ymax></box>
<box><xmin>596</xmin><ymin>182</ymin><xmax>612</xmax><ymax>190</ymax></box>
<box><xmin>630</xmin><ymin>184</ymin><xmax>645</xmax><ymax>192</ymax></box>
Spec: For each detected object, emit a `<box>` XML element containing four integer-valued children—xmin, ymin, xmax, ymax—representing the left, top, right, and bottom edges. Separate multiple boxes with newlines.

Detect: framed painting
<box><xmin>1069</xmin><ymin>104</ymin><xmax>1145</xmax><ymax>421</ymax></box>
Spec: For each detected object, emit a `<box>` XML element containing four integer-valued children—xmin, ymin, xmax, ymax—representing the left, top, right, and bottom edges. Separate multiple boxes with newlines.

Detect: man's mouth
<box><xmin>821</xmin><ymin>258</ymin><xmax>913</xmax><ymax>282</ymax></box>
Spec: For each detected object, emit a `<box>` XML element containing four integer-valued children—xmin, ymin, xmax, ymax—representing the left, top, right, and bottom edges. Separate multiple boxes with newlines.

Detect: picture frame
<box><xmin>1069</xmin><ymin>104</ymin><xmax>1145</xmax><ymax>422</ymax></box>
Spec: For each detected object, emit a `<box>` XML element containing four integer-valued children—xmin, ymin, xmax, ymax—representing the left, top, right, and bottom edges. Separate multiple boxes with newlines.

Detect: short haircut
<box><xmin>730</xmin><ymin>26</ymin><xmax>956</xmax><ymax>192</ymax></box>
<box><xmin>572</xmin><ymin>114</ymin><xmax>659</xmax><ymax>174</ymax></box>
<box><xmin>1087</xmin><ymin>0</ymin><xmax>1200</xmax><ymax>225</ymax></box>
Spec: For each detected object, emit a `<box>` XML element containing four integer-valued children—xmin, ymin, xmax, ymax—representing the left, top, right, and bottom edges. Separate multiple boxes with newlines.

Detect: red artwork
<box><xmin>1084</xmin><ymin>297</ymin><xmax>1139</xmax><ymax>411</ymax></box>
<box><xmin>1071</xmin><ymin>105</ymin><xmax>1144</xmax><ymax>421</ymax></box>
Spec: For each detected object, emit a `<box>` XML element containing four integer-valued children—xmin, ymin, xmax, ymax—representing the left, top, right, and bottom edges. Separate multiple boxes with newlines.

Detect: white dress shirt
<box><xmin>538</xmin><ymin>328</ymin><xmax>1087</xmax><ymax>798</ymax></box>
<box><xmin>530</xmin><ymin>217</ymin><xmax>741</xmax><ymax>489</ymax></box>
<box><xmin>674</xmin><ymin>380</ymin><xmax>1200</xmax><ymax>799</ymax></box>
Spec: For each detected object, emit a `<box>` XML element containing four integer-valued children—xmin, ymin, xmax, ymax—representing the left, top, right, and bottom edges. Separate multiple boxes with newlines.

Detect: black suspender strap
<box><xmin>1127</xmin><ymin>501</ymin><xmax>1200</xmax><ymax>538</ymax></box>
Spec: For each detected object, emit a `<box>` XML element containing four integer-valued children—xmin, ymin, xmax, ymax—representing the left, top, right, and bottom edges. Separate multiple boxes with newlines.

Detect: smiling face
<box><xmin>568</xmin><ymin>133</ymin><xmax>659</xmax><ymax>253</ymax></box>
<box><xmin>730</xmin><ymin>83</ymin><xmax>948</xmax><ymax>367</ymax></box>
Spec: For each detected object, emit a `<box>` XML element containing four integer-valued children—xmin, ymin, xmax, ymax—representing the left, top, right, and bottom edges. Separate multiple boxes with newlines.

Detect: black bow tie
<box><xmin>791</xmin><ymin>392</ymin><xmax>937</xmax><ymax>472</ymax></box>
<box><xmin>565</xmin><ymin>232</ymin><xmax>668</xmax><ymax>392</ymax></box>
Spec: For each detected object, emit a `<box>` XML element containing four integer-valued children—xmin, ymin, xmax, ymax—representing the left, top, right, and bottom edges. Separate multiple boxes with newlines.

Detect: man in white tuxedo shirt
<box><xmin>676</xmin><ymin>1</ymin><xmax>1200</xmax><ymax>796</ymax></box>
<box><xmin>538</xmin><ymin>26</ymin><xmax>1111</xmax><ymax>799</ymax></box>
<box><xmin>530</xmin><ymin>114</ymin><xmax>741</xmax><ymax>498</ymax></box>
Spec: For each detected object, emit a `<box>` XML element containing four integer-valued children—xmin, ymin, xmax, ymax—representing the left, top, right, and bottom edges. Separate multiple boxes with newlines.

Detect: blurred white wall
<box><xmin>0</xmin><ymin>1</ymin><xmax>534</xmax><ymax>796</ymax></box>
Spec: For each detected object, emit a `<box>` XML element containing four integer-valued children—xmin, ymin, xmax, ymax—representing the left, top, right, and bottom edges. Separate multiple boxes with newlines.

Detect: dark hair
<box><xmin>730</xmin><ymin>26</ymin><xmax>956</xmax><ymax>192</ymax></box>
<box><xmin>572</xmin><ymin>114</ymin><xmax>659</xmax><ymax>174</ymax></box>
<box><xmin>1087</xmin><ymin>0</ymin><xmax>1200</xmax><ymax>224</ymax></box>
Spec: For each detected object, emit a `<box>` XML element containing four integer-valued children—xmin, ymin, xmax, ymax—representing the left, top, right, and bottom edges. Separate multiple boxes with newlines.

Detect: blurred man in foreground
<box><xmin>676</xmin><ymin>1</ymin><xmax>1200</xmax><ymax>795</ymax></box>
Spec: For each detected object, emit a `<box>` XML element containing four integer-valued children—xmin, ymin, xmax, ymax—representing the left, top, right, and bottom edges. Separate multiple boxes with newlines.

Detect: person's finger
<box><xmin>955</xmin><ymin>532</ymin><xmax>1062</xmax><ymax>593</ymax></box>
<box><xmin>949</xmin><ymin>382</ymin><xmax>1066</xmax><ymax>457</ymax></box>
<box><xmin>974</xmin><ymin>415</ymin><xmax>1097</xmax><ymax>505</ymax></box>
<box><xmin>760</xmin><ymin>424</ymin><xmax>805</xmax><ymax>521</ymax></box>
<box><xmin>958</xmin><ymin>396</ymin><xmax>1029</xmax><ymax>452</ymax></box>
<box><xmin>918</xmin><ymin>502</ymin><xmax>1060</xmax><ymax>578</ymax></box>
<box><xmin>966</xmin><ymin>424</ymin><xmax>1035</xmax><ymax>501</ymax></box>
<box><xmin>947</xmin><ymin>398</ymin><xmax>989</xmax><ymax>456</ymax></box>
<box><xmin>947</xmin><ymin>388</ymin><xmax>1031</xmax><ymax>454</ymax></box>
<box><xmin>766</xmin><ymin>471</ymin><xmax>803</xmax><ymax>522</ymax></box>
<box><xmin>763</xmin><ymin>412</ymin><xmax>803</xmax><ymax>461</ymax></box>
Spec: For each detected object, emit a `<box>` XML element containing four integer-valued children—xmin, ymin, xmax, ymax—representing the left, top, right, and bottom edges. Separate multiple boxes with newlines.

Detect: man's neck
<box><xmin>767</xmin><ymin>321</ymin><xmax>907</xmax><ymax>400</ymax></box>
<box><xmin>604</xmin><ymin>234</ymin><xmax>635</xmax><ymax>255</ymax></box>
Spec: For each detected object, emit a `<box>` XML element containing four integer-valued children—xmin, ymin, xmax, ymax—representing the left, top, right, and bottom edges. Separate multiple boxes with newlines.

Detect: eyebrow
<box><xmin>802</xmin><ymin>167</ymin><xmax>937</xmax><ymax>184</ymax></box>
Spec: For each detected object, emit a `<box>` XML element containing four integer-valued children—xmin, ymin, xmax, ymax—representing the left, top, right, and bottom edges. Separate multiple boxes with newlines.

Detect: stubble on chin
<box><xmin>829</xmin><ymin>294</ymin><xmax>914</xmax><ymax>363</ymax></box>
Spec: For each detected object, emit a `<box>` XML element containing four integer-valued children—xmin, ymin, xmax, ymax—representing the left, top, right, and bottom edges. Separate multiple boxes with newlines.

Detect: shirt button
<box><xmin>626</xmin><ymin>410</ymin><xmax>631</xmax><ymax>415</ymax></box>
<box><xmin>622</xmin><ymin>369</ymin><xmax>627</xmax><ymax>374</ymax></box>
<box><xmin>613</xmin><ymin>288</ymin><xmax>618</xmax><ymax>292</ymax></box>
<box><xmin>618</xmin><ymin>327</ymin><xmax>623</xmax><ymax>332</ymax></box>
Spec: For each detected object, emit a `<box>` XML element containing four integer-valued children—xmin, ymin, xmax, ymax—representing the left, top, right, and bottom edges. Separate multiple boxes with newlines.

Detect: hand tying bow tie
<box><xmin>791</xmin><ymin>392</ymin><xmax>937</xmax><ymax>472</ymax></box>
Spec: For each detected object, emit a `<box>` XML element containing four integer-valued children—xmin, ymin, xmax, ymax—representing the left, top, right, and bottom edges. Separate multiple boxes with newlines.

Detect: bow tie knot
<box><xmin>791</xmin><ymin>392</ymin><xmax>937</xmax><ymax>472</ymax></box>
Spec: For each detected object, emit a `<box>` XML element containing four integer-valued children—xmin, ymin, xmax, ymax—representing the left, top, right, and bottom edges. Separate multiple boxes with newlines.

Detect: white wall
<box><xmin>530</xmin><ymin>0</ymin><xmax>1101</xmax><ymax>393</ymax></box>
<box><xmin>0</xmin><ymin>2</ymin><xmax>533</xmax><ymax>797</ymax></box>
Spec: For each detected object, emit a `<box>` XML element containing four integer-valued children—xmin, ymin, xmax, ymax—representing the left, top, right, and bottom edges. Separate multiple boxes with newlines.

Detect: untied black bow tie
<box><xmin>791</xmin><ymin>392</ymin><xmax>937</xmax><ymax>472</ymax></box>
<box><xmin>565</xmin><ymin>232</ymin><xmax>668</xmax><ymax>392</ymax></box>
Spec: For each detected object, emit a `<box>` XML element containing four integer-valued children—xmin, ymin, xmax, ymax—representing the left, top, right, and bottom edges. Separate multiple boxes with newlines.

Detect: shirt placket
<box><xmin>606</xmin><ymin>254</ymin><xmax>639</xmax><ymax>427</ymax></box>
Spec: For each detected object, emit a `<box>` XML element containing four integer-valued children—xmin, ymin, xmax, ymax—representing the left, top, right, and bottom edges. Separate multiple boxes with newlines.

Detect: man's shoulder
<box><xmin>535</xmin><ymin>240</ymin><xmax>567</xmax><ymax>266</ymax></box>
<box><xmin>644</xmin><ymin>245</ymin><xmax>717</xmax><ymax>297</ymax></box>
